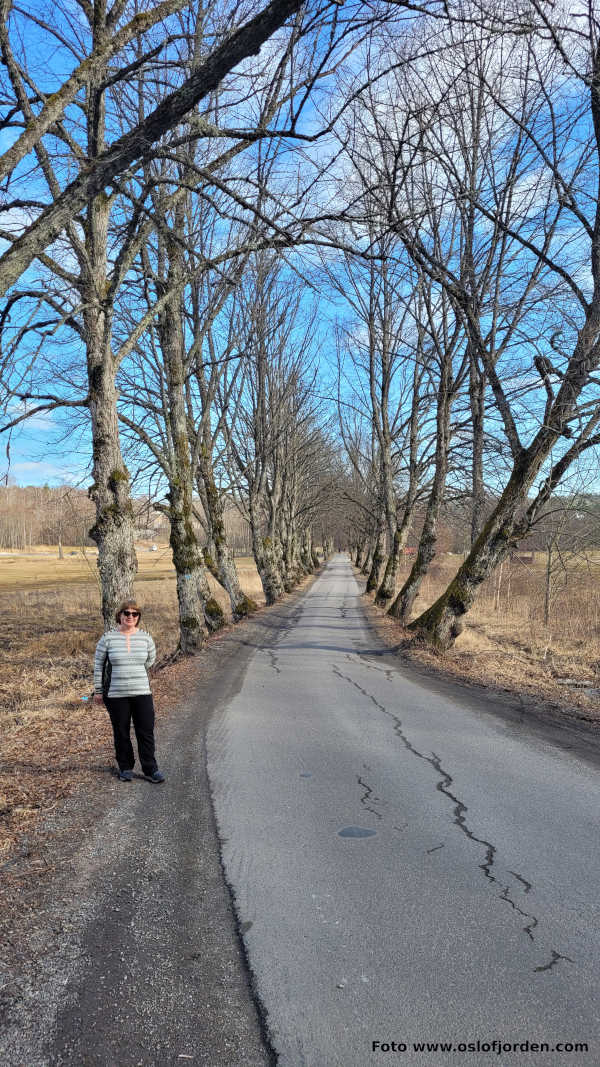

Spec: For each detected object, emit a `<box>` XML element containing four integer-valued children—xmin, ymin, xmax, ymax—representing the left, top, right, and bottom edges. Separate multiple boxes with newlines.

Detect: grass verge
<box><xmin>358</xmin><ymin>554</ymin><xmax>600</xmax><ymax>727</ymax></box>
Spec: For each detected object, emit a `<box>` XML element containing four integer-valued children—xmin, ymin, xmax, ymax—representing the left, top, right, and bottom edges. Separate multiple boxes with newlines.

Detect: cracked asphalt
<box><xmin>208</xmin><ymin>555</ymin><xmax>600</xmax><ymax>1066</ymax></box>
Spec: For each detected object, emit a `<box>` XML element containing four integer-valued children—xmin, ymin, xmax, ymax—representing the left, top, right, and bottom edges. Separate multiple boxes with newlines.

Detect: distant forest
<box><xmin>0</xmin><ymin>484</ymin><xmax>252</xmax><ymax>556</ymax></box>
<box><xmin>3</xmin><ymin>483</ymin><xmax>599</xmax><ymax>565</ymax></box>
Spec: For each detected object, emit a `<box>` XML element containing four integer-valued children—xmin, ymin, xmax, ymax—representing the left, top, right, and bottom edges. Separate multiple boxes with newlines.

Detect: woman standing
<box><xmin>93</xmin><ymin>599</ymin><xmax>165</xmax><ymax>783</ymax></box>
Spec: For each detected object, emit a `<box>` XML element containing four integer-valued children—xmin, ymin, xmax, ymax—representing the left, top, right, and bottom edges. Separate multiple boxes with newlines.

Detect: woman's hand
<box><xmin>93</xmin><ymin>693</ymin><xmax>104</xmax><ymax>705</ymax></box>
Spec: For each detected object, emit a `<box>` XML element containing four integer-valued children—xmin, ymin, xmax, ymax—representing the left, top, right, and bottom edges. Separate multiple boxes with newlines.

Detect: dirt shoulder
<box><xmin>358</xmin><ymin>569</ymin><xmax>600</xmax><ymax>736</ymax></box>
<box><xmin>0</xmin><ymin>583</ymin><xmax>316</xmax><ymax>1067</ymax></box>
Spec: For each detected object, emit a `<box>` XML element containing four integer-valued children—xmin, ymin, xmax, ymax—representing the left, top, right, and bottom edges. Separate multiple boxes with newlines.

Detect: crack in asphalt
<box><xmin>267</xmin><ymin>650</ymin><xmax>281</xmax><ymax>674</ymax></box>
<box><xmin>509</xmin><ymin>870</ymin><xmax>532</xmax><ymax>894</ymax></box>
<box><xmin>357</xmin><ymin>763</ymin><xmax>384</xmax><ymax>820</ymax></box>
<box><xmin>344</xmin><ymin>651</ymin><xmax>395</xmax><ymax>681</ymax></box>
<box><xmin>534</xmin><ymin>949</ymin><xmax>574</xmax><ymax>973</ymax></box>
<box><xmin>427</xmin><ymin>746</ymin><xmax>540</xmax><ymax>945</ymax></box>
<box><xmin>332</xmin><ymin>663</ymin><xmax>573</xmax><ymax>974</ymax></box>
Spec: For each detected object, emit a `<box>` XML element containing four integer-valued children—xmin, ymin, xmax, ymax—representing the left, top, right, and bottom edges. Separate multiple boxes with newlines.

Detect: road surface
<box><xmin>207</xmin><ymin>554</ymin><xmax>600</xmax><ymax>1066</ymax></box>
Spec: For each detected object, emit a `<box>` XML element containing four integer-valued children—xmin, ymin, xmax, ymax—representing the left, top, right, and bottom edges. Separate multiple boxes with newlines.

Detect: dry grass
<box><xmin>0</xmin><ymin>549</ymin><xmax>264</xmax><ymax>864</ymax></box>
<box><xmin>0</xmin><ymin>541</ymin><xmax>178</xmax><ymax>591</ymax></box>
<box><xmin>363</xmin><ymin>552</ymin><xmax>600</xmax><ymax>724</ymax></box>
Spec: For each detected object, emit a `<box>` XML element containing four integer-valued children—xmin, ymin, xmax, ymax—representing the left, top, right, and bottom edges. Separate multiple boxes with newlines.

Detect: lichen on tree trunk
<box><xmin>167</xmin><ymin>485</ymin><xmax>207</xmax><ymax>652</ymax></box>
<box><xmin>389</xmin><ymin>382</ymin><xmax>452</xmax><ymax>623</ymax></box>
<box><xmin>376</xmin><ymin>504</ymin><xmax>415</xmax><ymax>607</ymax></box>
<box><xmin>300</xmin><ymin>528</ymin><xmax>315</xmax><ymax>574</ymax></box>
<box><xmin>88</xmin><ymin>388</ymin><xmax>138</xmax><ymax>629</ymax></box>
<box><xmin>248</xmin><ymin>493</ymin><xmax>284</xmax><ymax>604</ymax></box>
<box><xmin>255</xmin><ymin>535</ymin><xmax>285</xmax><ymax>604</ymax></box>
<box><xmin>376</xmin><ymin>528</ymin><xmax>403</xmax><ymax>606</ymax></box>
<box><xmin>355</xmin><ymin>541</ymin><xmax>367</xmax><ymax>569</ymax></box>
<box><xmin>198</xmin><ymin>451</ymin><xmax>256</xmax><ymax>619</ymax></box>
<box><xmin>157</xmin><ymin>264</ymin><xmax>213</xmax><ymax>651</ymax></box>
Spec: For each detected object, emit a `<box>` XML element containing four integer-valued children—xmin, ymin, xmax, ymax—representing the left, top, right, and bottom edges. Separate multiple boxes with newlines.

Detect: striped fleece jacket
<box><xmin>93</xmin><ymin>628</ymin><xmax>156</xmax><ymax>698</ymax></box>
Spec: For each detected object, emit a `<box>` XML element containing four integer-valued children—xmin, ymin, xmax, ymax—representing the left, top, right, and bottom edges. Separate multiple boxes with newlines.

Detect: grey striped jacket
<box><xmin>93</xmin><ymin>628</ymin><xmax>156</xmax><ymax>698</ymax></box>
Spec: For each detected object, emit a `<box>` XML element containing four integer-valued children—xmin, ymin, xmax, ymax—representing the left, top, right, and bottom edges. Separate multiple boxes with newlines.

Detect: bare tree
<box><xmin>347</xmin><ymin>4</ymin><xmax>600</xmax><ymax>648</ymax></box>
<box><xmin>0</xmin><ymin>0</ymin><xmax>373</xmax><ymax>629</ymax></box>
<box><xmin>220</xmin><ymin>253</ymin><xmax>320</xmax><ymax>603</ymax></box>
<box><xmin>0</xmin><ymin>0</ymin><xmax>345</xmax><ymax>295</ymax></box>
<box><xmin>331</xmin><ymin>242</ymin><xmax>433</xmax><ymax>607</ymax></box>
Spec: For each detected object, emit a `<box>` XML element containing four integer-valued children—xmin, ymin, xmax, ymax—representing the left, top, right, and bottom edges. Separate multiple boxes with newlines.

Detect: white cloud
<box><xmin>9</xmin><ymin>459</ymin><xmax>83</xmax><ymax>486</ymax></box>
<box><xmin>5</xmin><ymin>401</ymin><xmax>57</xmax><ymax>431</ymax></box>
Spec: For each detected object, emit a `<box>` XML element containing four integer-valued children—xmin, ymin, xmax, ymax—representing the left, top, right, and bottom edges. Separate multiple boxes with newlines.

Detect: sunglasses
<box><xmin>122</xmin><ymin>610</ymin><xmax>140</xmax><ymax>618</ymax></box>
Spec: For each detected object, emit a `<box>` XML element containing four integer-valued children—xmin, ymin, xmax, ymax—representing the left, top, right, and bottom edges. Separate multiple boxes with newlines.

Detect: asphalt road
<box><xmin>207</xmin><ymin>554</ymin><xmax>600</xmax><ymax>1066</ymax></box>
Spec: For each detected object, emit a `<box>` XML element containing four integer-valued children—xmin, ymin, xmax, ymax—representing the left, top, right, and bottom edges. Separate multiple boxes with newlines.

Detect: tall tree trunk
<box><xmin>408</xmin><ymin>456</ymin><xmax>539</xmax><ymax>648</ymax></box>
<box><xmin>376</xmin><ymin>511</ymin><xmax>413</xmax><ymax>608</ymax></box>
<box><xmin>544</xmin><ymin>540</ymin><xmax>552</xmax><ymax>627</ymax></box>
<box><xmin>266</xmin><ymin>498</ymin><xmax>288</xmax><ymax>590</ymax></box>
<box><xmin>470</xmin><ymin>352</ymin><xmax>486</xmax><ymax>545</ymax></box>
<box><xmin>310</xmin><ymin>534</ymin><xmax>320</xmax><ymax>569</ymax></box>
<box><xmin>365</xmin><ymin>517</ymin><xmax>385</xmax><ymax>594</ymax></box>
<box><xmin>355</xmin><ymin>539</ymin><xmax>367</xmax><ymax>569</ymax></box>
<box><xmin>167</xmin><ymin>481</ymin><xmax>206</xmax><ymax>653</ymax></box>
<box><xmin>375</xmin><ymin>533</ymin><xmax>399</xmax><ymax>606</ymax></box>
<box><xmin>198</xmin><ymin>450</ymin><xmax>256</xmax><ymax>618</ymax></box>
<box><xmin>195</xmin><ymin>554</ymin><xmax>225</xmax><ymax>633</ymax></box>
<box><xmin>256</xmin><ymin>535</ymin><xmax>286</xmax><ymax>603</ymax></box>
<box><xmin>158</xmin><ymin>277</ymin><xmax>219</xmax><ymax>651</ymax></box>
<box><xmin>281</xmin><ymin>485</ymin><xmax>303</xmax><ymax>586</ymax></box>
<box><xmin>278</xmin><ymin>534</ymin><xmax>296</xmax><ymax>591</ymax></box>
<box><xmin>389</xmin><ymin>379</ymin><xmax>452</xmax><ymax>623</ymax></box>
<box><xmin>88</xmin><ymin>356</ymin><xmax>138</xmax><ymax>628</ymax></box>
<box><xmin>83</xmin><ymin>56</ymin><xmax>137</xmax><ymax>629</ymax></box>
<box><xmin>376</xmin><ymin>356</ymin><xmax>422</xmax><ymax>606</ymax></box>
<box><xmin>300</xmin><ymin>527</ymin><xmax>314</xmax><ymax>573</ymax></box>
<box><xmin>283</xmin><ymin>524</ymin><xmax>301</xmax><ymax>585</ymax></box>
<box><xmin>361</xmin><ymin>541</ymin><xmax>373</xmax><ymax>575</ymax></box>
<box><xmin>249</xmin><ymin>493</ymin><xmax>284</xmax><ymax>604</ymax></box>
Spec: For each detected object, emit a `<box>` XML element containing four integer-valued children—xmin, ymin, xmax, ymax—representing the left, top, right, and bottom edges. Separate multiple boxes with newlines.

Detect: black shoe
<box><xmin>146</xmin><ymin>770</ymin><xmax>165</xmax><ymax>783</ymax></box>
<box><xmin>118</xmin><ymin>769</ymin><xmax>133</xmax><ymax>782</ymax></box>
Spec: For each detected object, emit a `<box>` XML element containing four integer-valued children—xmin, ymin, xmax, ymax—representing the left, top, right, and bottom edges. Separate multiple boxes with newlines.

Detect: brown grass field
<box><xmin>1</xmin><ymin>546</ymin><xmax>599</xmax><ymax>871</ymax></box>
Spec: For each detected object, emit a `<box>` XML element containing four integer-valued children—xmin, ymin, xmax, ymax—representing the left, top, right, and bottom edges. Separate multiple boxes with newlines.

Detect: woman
<box><xmin>93</xmin><ymin>599</ymin><xmax>165</xmax><ymax>783</ymax></box>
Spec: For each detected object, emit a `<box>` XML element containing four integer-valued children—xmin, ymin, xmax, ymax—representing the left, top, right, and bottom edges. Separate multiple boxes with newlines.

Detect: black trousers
<box><xmin>104</xmin><ymin>694</ymin><xmax>158</xmax><ymax>775</ymax></box>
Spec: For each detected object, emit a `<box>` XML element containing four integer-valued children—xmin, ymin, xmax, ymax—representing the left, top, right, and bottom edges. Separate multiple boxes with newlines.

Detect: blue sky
<box><xmin>3</xmin><ymin>408</ymin><xmax>92</xmax><ymax>487</ymax></box>
<box><xmin>2</xmin><ymin>1</ymin><xmax>600</xmax><ymax>504</ymax></box>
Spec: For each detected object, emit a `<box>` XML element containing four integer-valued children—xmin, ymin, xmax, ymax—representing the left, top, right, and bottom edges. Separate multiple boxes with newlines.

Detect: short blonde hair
<box><xmin>115</xmin><ymin>599</ymin><xmax>142</xmax><ymax>626</ymax></box>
